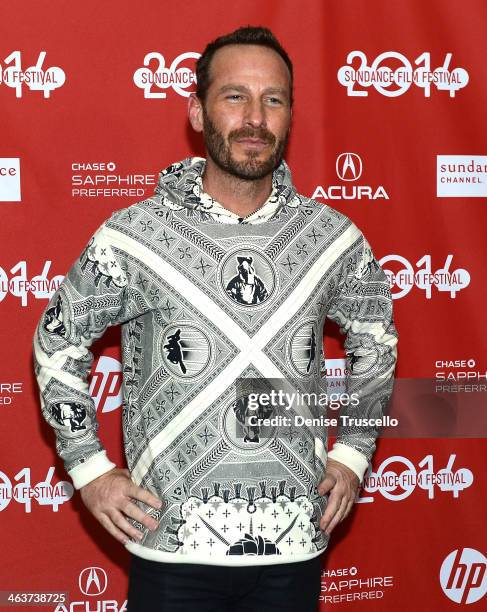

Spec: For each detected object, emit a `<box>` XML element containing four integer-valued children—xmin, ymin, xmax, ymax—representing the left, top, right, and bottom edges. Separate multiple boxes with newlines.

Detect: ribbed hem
<box><xmin>327</xmin><ymin>442</ymin><xmax>369</xmax><ymax>483</ymax></box>
<box><xmin>125</xmin><ymin>541</ymin><xmax>326</xmax><ymax>567</ymax></box>
<box><xmin>68</xmin><ymin>451</ymin><xmax>117</xmax><ymax>489</ymax></box>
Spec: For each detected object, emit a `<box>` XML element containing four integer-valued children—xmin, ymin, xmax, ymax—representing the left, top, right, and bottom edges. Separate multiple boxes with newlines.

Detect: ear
<box><xmin>188</xmin><ymin>93</ymin><xmax>204</xmax><ymax>133</ymax></box>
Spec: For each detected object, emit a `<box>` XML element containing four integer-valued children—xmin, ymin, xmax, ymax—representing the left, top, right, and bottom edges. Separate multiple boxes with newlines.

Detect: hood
<box><xmin>152</xmin><ymin>156</ymin><xmax>299</xmax><ymax>224</ymax></box>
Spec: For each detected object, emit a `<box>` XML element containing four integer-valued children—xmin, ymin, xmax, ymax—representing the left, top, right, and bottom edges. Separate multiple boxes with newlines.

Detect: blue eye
<box><xmin>268</xmin><ymin>97</ymin><xmax>283</xmax><ymax>105</ymax></box>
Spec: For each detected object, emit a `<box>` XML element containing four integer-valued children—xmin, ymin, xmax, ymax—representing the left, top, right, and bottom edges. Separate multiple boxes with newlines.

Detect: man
<box><xmin>33</xmin><ymin>26</ymin><xmax>398</xmax><ymax>611</ymax></box>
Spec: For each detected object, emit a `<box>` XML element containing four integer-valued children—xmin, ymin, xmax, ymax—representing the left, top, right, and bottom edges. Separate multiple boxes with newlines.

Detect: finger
<box><xmin>319</xmin><ymin>488</ymin><xmax>342</xmax><ymax>531</ymax></box>
<box><xmin>317</xmin><ymin>474</ymin><xmax>336</xmax><ymax>496</ymax></box>
<box><xmin>128</xmin><ymin>482</ymin><xmax>164</xmax><ymax>510</ymax></box>
<box><xmin>97</xmin><ymin>512</ymin><xmax>133</xmax><ymax>545</ymax></box>
<box><xmin>121</xmin><ymin>499</ymin><xmax>159</xmax><ymax>531</ymax></box>
<box><xmin>341</xmin><ymin>494</ymin><xmax>356</xmax><ymax>521</ymax></box>
<box><xmin>108</xmin><ymin>508</ymin><xmax>146</xmax><ymax>542</ymax></box>
<box><xmin>324</xmin><ymin>494</ymin><xmax>348</xmax><ymax>535</ymax></box>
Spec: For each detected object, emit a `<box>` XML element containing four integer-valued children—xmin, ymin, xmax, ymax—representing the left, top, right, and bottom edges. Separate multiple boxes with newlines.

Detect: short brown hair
<box><xmin>196</xmin><ymin>26</ymin><xmax>294</xmax><ymax>106</ymax></box>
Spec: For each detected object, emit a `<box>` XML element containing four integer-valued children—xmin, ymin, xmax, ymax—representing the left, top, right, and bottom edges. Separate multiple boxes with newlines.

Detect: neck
<box><xmin>201</xmin><ymin>156</ymin><xmax>273</xmax><ymax>217</ymax></box>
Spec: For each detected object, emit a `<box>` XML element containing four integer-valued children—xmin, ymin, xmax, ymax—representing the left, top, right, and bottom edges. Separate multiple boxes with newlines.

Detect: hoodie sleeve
<box><xmin>33</xmin><ymin>221</ymin><xmax>132</xmax><ymax>490</ymax></box>
<box><xmin>325</xmin><ymin>232</ymin><xmax>398</xmax><ymax>483</ymax></box>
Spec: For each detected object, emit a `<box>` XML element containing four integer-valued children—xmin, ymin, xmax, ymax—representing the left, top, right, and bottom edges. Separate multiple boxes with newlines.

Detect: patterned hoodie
<box><xmin>33</xmin><ymin>156</ymin><xmax>398</xmax><ymax>566</ymax></box>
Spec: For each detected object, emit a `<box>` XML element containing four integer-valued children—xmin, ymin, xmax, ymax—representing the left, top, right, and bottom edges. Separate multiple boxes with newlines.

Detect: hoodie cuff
<box><xmin>327</xmin><ymin>442</ymin><xmax>369</xmax><ymax>484</ymax></box>
<box><xmin>68</xmin><ymin>450</ymin><xmax>117</xmax><ymax>490</ymax></box>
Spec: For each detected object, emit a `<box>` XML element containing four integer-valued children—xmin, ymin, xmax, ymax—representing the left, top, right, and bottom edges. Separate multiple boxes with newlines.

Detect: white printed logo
<box><xmin>89</xmin><ymin>356</ymin><xmax>123</xmax><ymax>413</ymax></box>
<box><xmin>322</xmin><ymin>358</ymin><xmax>347</xmax><ymax>378</ymax></box>
<box><xmin>0</xmin><ymin>382</ymin><xmax>23</xmax><ymax>406</ymax></box>
<box><xmin>133</xmin><ymin>51</ymin><xmax>200</xmax><ymax>99</ymax></box>
<box><xmin>359</xmin><ymin>454</ymin><xmax>473</xmax><ymax>503</ymax></box>
<box><xmin>312</xmin><ymin>153</ymin><xmax>389</xmax><ymax>201</ymax></box>
<box><xmin>71</xmin><ymin>160</ymin><xmax>156</xmax><ymax>198</ymax></box>
<box><xmin>336</xmin><ymin>153</ymin><xmax>362</xmax><ymax>181</ymax></box>
<box><xmin>338</xmin><ymin>51</ymin><xmax>468</xmax><ymax>97</ymax></box>
<box><xmin>0</xmin><ymin>158</ymin><xmax>21</xmax><ymax>202</ymax></box>
<box><xmin>440</xmin><ymin>548</ymin><xmax>487</xmax><ymax>604</ymax></box>
<box><xmin>1</xmin><ymin>51</ymin><xmax>65</xmax><ymax>98</ymax></box>
<box><xmin>54</xmin><ymin>567</ymin><xmax>127</xmax><ymax>612</ymax></box>
<box><xmin>437</xmin><ymin>155</ymin><xmax>487</xmax><ymax>197</ymax></box>
<box><xmin>435</xmin><ymin>358</ymin><xmax>487</xmax><ymax>384</ymax></box>
<box><xmin>321</xmin><ymin>357</ymin><xmax>347</xmax><ymax>395</ymax></box>
<box><xmin>0</xmin><ymin>467</ymin><xmax>73</xmax><ymax>512</ymax></box>
<box><xmin>379</xmin><ymin>254</ymin><xmax>470</xmax><ymax>299</ymax></box>
<box><xmin>320</xmin><ymin>563</ymin><xmax>394</xmax><ymax>603</ymax></box>
<box><xmin>79</xmin><ymin>568</ymin><xmax>108</xmax><ymax>597</ymax></box>
<box><xmin>0</xmin><ymin>261</ymin><xmax>63</xmax><ymax>306</ymax></box>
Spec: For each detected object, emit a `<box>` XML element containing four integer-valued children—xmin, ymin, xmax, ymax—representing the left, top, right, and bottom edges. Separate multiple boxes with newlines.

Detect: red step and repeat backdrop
<box><xmin>1</xmin><ymin>1</ymin><xmax>486</xmax><ymax>610</ymax></box>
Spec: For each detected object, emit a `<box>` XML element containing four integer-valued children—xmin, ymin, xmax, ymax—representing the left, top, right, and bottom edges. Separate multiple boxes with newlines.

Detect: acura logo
<box><xmin>79</xmin><ymin>567</ymin><xmax>108</xmax><ymax>596</ymax></box>
<box><xmin>336</xmin><ymin>153</ymin><xmax>362</xmax><ymax>181</ymax></box>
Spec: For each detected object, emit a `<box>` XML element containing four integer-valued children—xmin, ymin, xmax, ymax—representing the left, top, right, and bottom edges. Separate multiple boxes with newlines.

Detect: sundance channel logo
<box><xmin>0</xmin><ymin>158</ymin><xmax>21</xmax><ymax>202</ymax></box>
<box><xmin>437</xmin><ymin>155</ymin><xmax>487</xmax><ymax>197</ymax></box>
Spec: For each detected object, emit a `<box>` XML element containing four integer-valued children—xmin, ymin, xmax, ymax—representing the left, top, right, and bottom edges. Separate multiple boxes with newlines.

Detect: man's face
<box><xmin>198</xmin><ymin>44</ymin><xmax>292</xmax><ymax>180</ymax></box>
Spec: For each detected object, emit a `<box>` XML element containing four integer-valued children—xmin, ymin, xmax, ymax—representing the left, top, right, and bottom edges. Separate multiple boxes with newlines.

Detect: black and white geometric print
<box><xmin>33</xmin><ymin>156</ymin><xmax>398</xmax><ymax>566</ymax></box>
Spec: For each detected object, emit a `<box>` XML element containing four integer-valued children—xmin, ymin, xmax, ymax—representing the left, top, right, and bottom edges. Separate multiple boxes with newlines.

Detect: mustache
<box><xmin>229</xmin><ymin>127</ymin><xmax>276</xmax><ymax>144</ymax></box>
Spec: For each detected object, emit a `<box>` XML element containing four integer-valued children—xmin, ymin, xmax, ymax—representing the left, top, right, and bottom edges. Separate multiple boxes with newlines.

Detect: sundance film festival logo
<box><xmin>133</xmin><ymin>51</ymin><xmax>200</xmax><ymax>99</ymax></box>
<box><xmin>0</xmin><ymin>260</ymin><xmax>63</xmax><ymax>306</ymax></box>
<box><xmin>0</xmin><ymin>158</ymin><xmax>21</xmax><ymax>201</ymax></box>
<box><xmin>0</xmin><ymin>51</ymin><xmax>65</xmax><ymax>98</ymax></box>
<box><xmin>379</xmin><ymin>254</ymin><xmax>470</xmax><ymax>299</ymax></box>
<box><xmin>358</xmin><ymin>453</ymin><xmax>473</xmax><ymax>504</ymax></box>
<box><xmin>0</xmin><ymin>466</ymin><xmax>73</xmax><ymax>513</ymax></box>
<box><xmin>440</xmin><ymin>548</ymin><xmax>487</xmax><ymax>605</ymax></box>
<box><xmin>311</xmin><ymin>153</ymin><xmax>389</xmax><ymax>200</ymax></box>
<box><xmin>338</xmin><ymin>51</ymin><xmax>468</xmax><ymax>97</ymax></box>
<box><xmin>437</xmin><ymin>155</ymin><xmax>487</xmax><ymax>197</ymax></box>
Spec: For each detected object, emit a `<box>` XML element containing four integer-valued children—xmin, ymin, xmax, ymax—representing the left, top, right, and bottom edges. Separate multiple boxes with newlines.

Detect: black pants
<box><xmin>127</xmin><ymin>553</ymin><xmax>322</xmax><ymax>612</ymax></box>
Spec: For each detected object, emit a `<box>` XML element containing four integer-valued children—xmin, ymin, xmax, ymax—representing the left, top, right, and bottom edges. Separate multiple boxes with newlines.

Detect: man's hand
<box><xmin>79</xmin><ymin>467</ymin><xmax>164</xmax><ymax>545</ymax></box>
<box><xmin>318</xmin><ymin>458</ymin><xmax>360</xmax><ymax>536</ymax></box>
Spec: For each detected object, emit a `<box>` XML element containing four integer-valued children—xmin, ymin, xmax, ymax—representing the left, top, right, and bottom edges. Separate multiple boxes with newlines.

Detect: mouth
<box><xmin>234</xmin><ymin>138</ymin><xmax>270</xmax><ymax>150</ymax></box>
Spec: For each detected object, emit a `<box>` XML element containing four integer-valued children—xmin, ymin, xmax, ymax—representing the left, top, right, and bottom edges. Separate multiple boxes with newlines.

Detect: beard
<box><xmin>202</xmin><ymin>106</ymin><xmax>289</xmax><ymax>181</ymax></box>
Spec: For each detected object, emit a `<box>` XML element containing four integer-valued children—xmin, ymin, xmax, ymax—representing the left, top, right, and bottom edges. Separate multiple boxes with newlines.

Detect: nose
<box><xmin>244</xmin><ymin>98</ymin><xmax>265</xmax><ymax>128</ymax></box>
